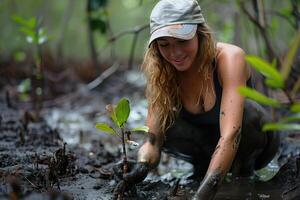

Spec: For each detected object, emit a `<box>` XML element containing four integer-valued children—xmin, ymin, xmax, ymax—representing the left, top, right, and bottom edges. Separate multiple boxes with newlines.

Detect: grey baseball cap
<box><xmin>149</xmin><ymin>0</ymin><xmax>205</xmax><ymax>46</ymax></box>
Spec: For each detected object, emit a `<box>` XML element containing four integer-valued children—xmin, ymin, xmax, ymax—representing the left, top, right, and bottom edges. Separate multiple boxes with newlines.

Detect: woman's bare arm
<box><xmin>137</xmin><ymin>110</ymin><xmax>164</xmax><ymax>168</ymax></box>
<box><xmin>193</xmin><ymin>44</ymin><xmax>250</xmax><ymax>199</ymax></box>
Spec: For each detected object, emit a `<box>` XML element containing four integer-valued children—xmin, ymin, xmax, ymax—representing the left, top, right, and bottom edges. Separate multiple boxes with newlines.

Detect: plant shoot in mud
<box><xmin>12</xmin><ymin>15</ymin><xmax>50</xmax><ymax>117</ymax></box>
<box><xmin>95</xmin><ymin>97</ymin><xmax>148</xmax><ymax>174</ymax></box>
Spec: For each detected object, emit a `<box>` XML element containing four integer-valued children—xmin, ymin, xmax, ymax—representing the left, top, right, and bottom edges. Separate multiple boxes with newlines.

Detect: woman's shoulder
<box><xmin>215</xmin><ymin>42</ymin><xmax>250</xmax><ymax>85</ymax></box>
<box><xmin>216</xmin><ymin>42</ymin><xmax>245</xmax><ymax>60</ymax></box>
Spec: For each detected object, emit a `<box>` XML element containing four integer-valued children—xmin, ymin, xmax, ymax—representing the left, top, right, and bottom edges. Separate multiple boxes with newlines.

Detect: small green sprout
<box><xmin>95</xmin><ymin>97</ymin><xmax>148</xmax><ymax>173</ymax></box>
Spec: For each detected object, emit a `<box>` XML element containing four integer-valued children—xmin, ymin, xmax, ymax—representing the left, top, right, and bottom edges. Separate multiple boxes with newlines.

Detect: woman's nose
<box><xmin>170</xmin><ymin>45</ymin><xmax>183</xmax><ymax>58</ymax></box>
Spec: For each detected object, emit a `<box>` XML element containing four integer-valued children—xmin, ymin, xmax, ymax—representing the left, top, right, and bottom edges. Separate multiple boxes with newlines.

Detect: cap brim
<box><xmin>148</xmin><ymin>24</ymin><xmax>197</xmax><ymax>47</ymax></box>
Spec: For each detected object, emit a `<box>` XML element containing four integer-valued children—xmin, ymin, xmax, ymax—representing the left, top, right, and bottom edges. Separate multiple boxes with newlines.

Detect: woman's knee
<box><xmin>243</xmin><ymin>99</ymin><xmax>271</xmax><ymax>127</ymax></box>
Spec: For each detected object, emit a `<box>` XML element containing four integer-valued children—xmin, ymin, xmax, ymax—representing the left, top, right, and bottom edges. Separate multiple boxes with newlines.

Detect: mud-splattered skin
<box><xmin>138</xmin><ymin>130</ymin><xmax>164</xmax><ymax>166</ymax></box>
<box><xmin>192</xmin><ymin>168</ymin><xmax>223</xmax><ymax>200</ymax></box>
<box><xmin>192</xmin><ymin>127</ymin><xmax>242</xmax><ymax>199</ymax></box>
<box><xmin>182</xmin><ymin>43</ymin><xmax>256</xmax><ymax>199</ymax></box>
<box><xmin>146</xmin><ymin>132</ymin><xmax>158</xmax><ymax>146</ymax></box>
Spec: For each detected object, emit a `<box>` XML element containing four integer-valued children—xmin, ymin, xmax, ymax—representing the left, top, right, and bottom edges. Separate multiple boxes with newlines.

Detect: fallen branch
<box><xmin>24</xmin><ymin>176</ymin><xmax>40</xmax><ymax>191</ymax></box>
<box><xmin>86</xmin><ymin>62</ymin><xmax>119</xmax><ymax>90</ymax></box>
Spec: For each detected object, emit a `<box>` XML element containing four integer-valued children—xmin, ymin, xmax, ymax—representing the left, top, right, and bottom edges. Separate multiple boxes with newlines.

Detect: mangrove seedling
<box><xmin>95</xmin><ymin>98</ymin><xmax>148</xmax><ymax>174</ymax></box>
<box><xmin>12</xmin><ymin>15</ymin><xmax>50</xmax><ymax>118</ymax></box>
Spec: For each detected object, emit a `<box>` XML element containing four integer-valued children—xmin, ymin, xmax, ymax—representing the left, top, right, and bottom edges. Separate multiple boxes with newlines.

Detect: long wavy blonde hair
<box><xmin>141</xmin><ymin>23</ymin><xmax>216</xmax><ymax>133</ymax></box>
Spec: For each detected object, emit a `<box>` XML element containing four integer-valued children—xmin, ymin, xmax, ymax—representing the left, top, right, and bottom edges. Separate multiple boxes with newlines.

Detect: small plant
<box><xmin>12</xmin><ymin>15</ymin><xmax>50</xmax><ymax>117</ymax></box>
<box><xmin>238</xmin><ymin>30</ymin><xmax>300</xmax><ymax>132</ymax></box>
<box><xmin>95</xmin><ymin>97</ymin><xmax>148</xmax><ymax>174</ymax></box>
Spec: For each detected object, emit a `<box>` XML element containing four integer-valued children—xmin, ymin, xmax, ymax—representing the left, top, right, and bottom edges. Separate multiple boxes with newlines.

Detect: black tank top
<box><xmin>179</xmin><ymin>69</ymin><xmax>252</xmax><ymax>127</ymax></box>
<box><xmin>180</xmin><ymin>69</ymin><xmax>222</xmax><ymax>126</ymax></box>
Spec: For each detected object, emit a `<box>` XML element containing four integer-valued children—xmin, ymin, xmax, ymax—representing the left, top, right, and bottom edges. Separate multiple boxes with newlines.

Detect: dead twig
<box><xmin>24</xmin><ymin>176</ymin><xmax>40</xmax><ymax>191</ymax></box>
<box><xmin>87</xmin><ymin>61</ymin><xmax>119</xmax><ymax>90</ymax></box>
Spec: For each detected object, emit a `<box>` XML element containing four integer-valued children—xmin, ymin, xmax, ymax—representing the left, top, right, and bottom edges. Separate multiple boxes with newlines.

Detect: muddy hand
<box><xmin>113</xmin><ymin>161</ymin><xmax>150</xmax><ymax>195</ymax></box>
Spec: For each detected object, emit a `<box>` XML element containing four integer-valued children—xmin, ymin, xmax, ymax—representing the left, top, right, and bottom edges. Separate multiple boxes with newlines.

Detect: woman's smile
<box><xmin>172</xmin><ymin>56</ymin><xmax>187</xmax><ymax>65</ymax></box>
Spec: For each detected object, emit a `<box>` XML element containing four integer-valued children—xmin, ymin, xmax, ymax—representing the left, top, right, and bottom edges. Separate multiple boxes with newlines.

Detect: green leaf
<box><xmin>13</xmin><ymin>51</ymin><xmax>26</xmax><ymax>62</ymax></box>
<box><xmin>290</xmin><ymin>102</ymin><xmax>300</xmax><ymax>113</ymax></box>
<box><xmin>17</xmin><ymin>78</ymin><xmax>31</xmax><ymax>93</ymax></box>
<box><xmin>19</xmin><ymin>27</ymin><xmax>35</xmax><ymax>37</ymax></box>
<box><xmin>281</xmin><ymin>30</ymin><xmax>300</xmax><ymax>80</ymax></box>
<box><xmin>279</xmin><ymin>113</ymin><xmax>300</xmax><ymax>123</ymax></box>
<box><xmin>12</xmin><ymin>16</ymin><xmax>37</xmax><ymax>29</ymax></box>
<box><xmin>26</xmin><ymin>17</ymin><xmax>37</xmax><ymax>28</ymax></box>
<box><xmin>95</xmin><ymin>123</ymin><xmax>117</xmax><ymax>135</ymax></box>
<box><xmin>115</xmin><ymin>98</ymin><xmax>130</xmax><ymax>127</ymax></box>
<box><xmin>131</xmin><ymin>126</ymin><xmax>149</xmax><ymax>132</ymax></box>
<box><xmin>105</xmin><ymin>104</ymin><xmax>118</xmax><ymax>126</ymax></box>
<box><xmin>245</xmin><ymin>55</ymin><xmax>284</xmax><ymax>88</ymax></box>
<box><xmin>271</xmin><ymin>59</ymin><xmax>277</xmax><ymax>69</ymax></box>
<box><xmin>238</xmin><ymin>87</ymin><xmax>281</xmax><ymax>107</ymax></box>
<box><xmin>265</xmin><ymin>79</ymin><xmax>283</xmax><ymax>89</ymax></box>
<box><xmin>263</xmin><ymin>123</ymin><xmax>300</xmax><ymax>132</ymax></box>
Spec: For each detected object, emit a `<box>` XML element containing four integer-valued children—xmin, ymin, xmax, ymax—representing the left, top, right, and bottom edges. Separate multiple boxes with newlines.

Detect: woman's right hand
<box><xmin>113</xmin><ymin>160</ymin><xmax>150</xmax><ymax>184</ymax></box>
<box><xmin>113</xmin><ymin>160</ymin><xmax>150</xmax><ymax>198</ymax></box>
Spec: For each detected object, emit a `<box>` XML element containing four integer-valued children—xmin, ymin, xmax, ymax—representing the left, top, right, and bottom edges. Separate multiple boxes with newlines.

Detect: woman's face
<box><xmin>156</xmin><ymin>35</ymin><xmax>199</xmax><ymax>71</ymax></box>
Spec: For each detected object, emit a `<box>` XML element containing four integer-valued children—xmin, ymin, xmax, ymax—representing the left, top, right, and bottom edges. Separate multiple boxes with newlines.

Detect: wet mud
<box><xmin>0</xmin><ymin>70</ymin><xmax>300</xmax><ymax>200</ymax></box>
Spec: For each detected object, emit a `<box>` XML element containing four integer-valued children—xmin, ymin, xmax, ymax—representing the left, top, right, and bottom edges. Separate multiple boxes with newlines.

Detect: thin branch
<box><xmin>86</xmin><ymin>62</ymin><xmax>119</xmax><ymax>90</ymax></box>
<box><xmin>283</xmin><ymin>88</ymin><xmax>295</xmax><ymax>105</ymax></box>
<box><xmin>292</xmin><ymin>0</ymin><xmax>300</xmax><ymax>29</ymax></box>
<box><xmin>267</xmin><ymin>10</ymin><xmax>296</xmax><ymax>29</ymax></box>
<box><xmin>24</xmin><ymin>176</ymin><xmax>40</xmax><ymax>191</ymax></box>
<box><xmin>108</xmin><ymin>24</ymin><xmax>149</xmax><ymax>43</ymax></box>
<box><xmin>239</xmin><ymin>0</ymin><xmax>279</xmax><ymax>63</ymax></box>
<box><xmin>18</xmin><ymin>62</ymin><xmax>120</xmax><ymax>109</ymax></box>
<box><xmin>108</xmin><ymin>24</ymin><xmax>149</xmax><ymax>68</ymax></box>
<box><xmin>292</xmin><ymin>77</ymin><xmax>300</xmax><ymax>98</ymax></box>
<box><xmin>128</xmin><ymin>34</ymin><xmax>139</xmax><ymax>69</ymax></box>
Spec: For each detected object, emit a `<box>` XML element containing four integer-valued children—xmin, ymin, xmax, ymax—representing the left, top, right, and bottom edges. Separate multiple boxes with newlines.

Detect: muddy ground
<box><xmin>0</xmin><ymin>69</ymin><xmax>300</xmax><ymax>200</ymax></box>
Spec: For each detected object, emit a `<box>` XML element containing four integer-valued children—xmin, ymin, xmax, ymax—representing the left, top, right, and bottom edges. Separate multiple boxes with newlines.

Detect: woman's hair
<box><xmin>141</xmin><ymin>23</ymin><xmax>216</xmax><ymax>133</ymax></box>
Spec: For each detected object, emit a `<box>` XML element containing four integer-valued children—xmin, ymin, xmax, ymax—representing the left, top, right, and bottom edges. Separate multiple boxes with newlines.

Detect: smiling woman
<box><xmin>156</xmin><ymin>34</ymin><xmax>199</xmax><ymax>71</ymax></box>
<box><xmin>113</xmin><ymin>0</ymin><xmax>280</xmax><ymax>199</ymax></box>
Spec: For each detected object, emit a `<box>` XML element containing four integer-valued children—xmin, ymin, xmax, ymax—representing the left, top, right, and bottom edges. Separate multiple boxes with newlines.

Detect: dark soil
<box><xmin>0</xmin><ymin>70</ymin><xmax>300</xmax><ymax>200</ymax></box>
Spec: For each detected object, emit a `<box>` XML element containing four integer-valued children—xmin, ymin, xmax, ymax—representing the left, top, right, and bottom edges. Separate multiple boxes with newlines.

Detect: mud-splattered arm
<box><xmin>193</xmin><ymin>47</ymin><xmax>249</xmax><ymax>200</ymax></box>
<box><xmin>192</xmin><ymin>129</ymin><xmax>242</xmax><ymax>200</ymax></box>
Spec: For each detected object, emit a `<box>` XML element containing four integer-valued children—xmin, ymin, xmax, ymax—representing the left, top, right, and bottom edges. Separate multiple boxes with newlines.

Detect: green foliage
<box><xmin>95</xmin><ymin>98</ymin><xmax>148</xmax><ymax>146</ymax></box>
<box><xmin>240</xmin><ymin>33</ymin><xmax>300</xmax><ymax>132</ymax></box>
<box><xmin>12</xmin><ymin>15</ymin><xmax>49</xmax><ymax>45</ymax></box>
<box><xmin>17</xmin><ymin>78</ymin><xmax>31</xmax><ymax>101</ymax></box>
<box><xmin>95</xmin><ymin>123</ymin><xmax>117</xmax><ymax>135</ymax></box>
<box><xmin>245</xmin><ymin>56</ymin><xmax>284</xmax><ymax>89</ymax></box>
<box><xmin>89</xmin><ymin>0</ymin><xmax>108</xmax><ymax>10</ymax></box>
<box><xmin>131</xmin><ymin>126</ymin><xmax>149</xmax><ymax>132</ymax></box>
<box><xmin>281</xmin><ymin>30</ymin><xmax>300</xmax><ymax>80</ymax></box>
<box><xmin>88</xmin><ymin>0</ymin><xmax>109</xmax><ymax>34</ymax></box>
<box><xmin>263</xmin><ymin>123</ymin><xmax>300</xmax><ymax>132</ymax></box>
<box><xmin>115</xmin><ymin>98</ymin><xmax>130</xmax><ymax>128</ymax></box>
<box><xmin>17</xmin><ymin>78</ymin><xmax>31</xmax><ymax>93</ymax></box>
<box><xmin>279</xmin><ymin>113</ymin><xmax>300</xmax><ymax>123</ymax></box>
<box><xmin>238</xmin><ymin>87</ymin><xmax>281</xmax><ymax>107</ymax></box>
<box><xmin>291</xmin><ymin>103</ymin><xmax>300</xmax><ymax>113</ymax></box>
<box><xmin>13</xmin><ymin>51</ymin><xmax>26</xmax><ymax>62</ymax></box>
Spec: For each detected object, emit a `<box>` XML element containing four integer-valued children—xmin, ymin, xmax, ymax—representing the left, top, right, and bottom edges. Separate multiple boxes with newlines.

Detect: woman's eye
<box><xmin>158</xmin><ymin>43</ymin><xmax>168</xmax><ymax>47</ymax></box>
<box><xmin>178</xmin><ymin>40</ymin><xmax>187</xmax><ymax>43</ymax></box>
